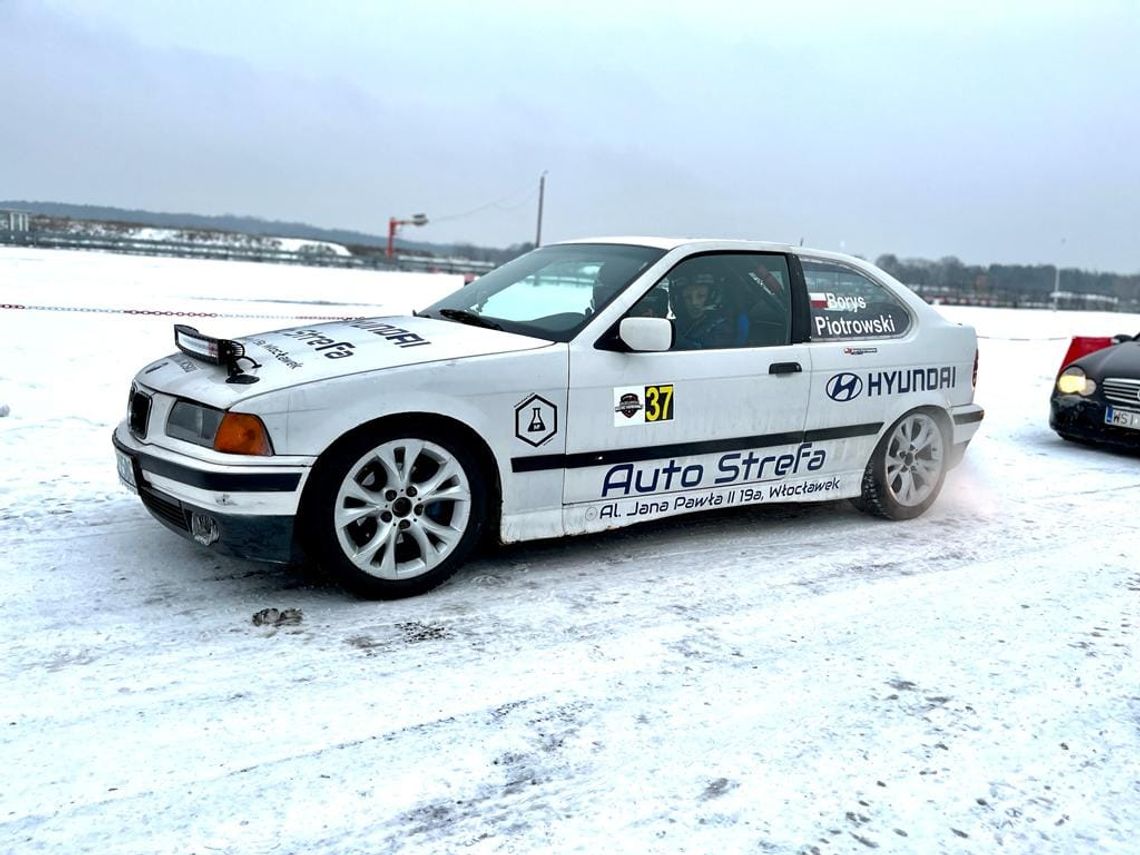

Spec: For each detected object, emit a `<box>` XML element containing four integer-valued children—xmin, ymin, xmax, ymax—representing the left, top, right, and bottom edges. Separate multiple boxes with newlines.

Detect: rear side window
<box><xmin>802</xmin><ymin>260</ymin><xmax>911</xmax><ymax>340</ymax></box>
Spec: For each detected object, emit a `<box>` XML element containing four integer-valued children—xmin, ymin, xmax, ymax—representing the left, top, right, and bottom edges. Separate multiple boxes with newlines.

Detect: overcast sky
<box><xmin>1</xmin><ymin>0</ymin><xmax>1137</xmax><ymax>270</ymax></box>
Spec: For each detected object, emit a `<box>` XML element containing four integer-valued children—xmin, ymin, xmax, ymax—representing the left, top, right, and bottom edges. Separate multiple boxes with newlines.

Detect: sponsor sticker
<box><xmin>515</xmin><ymin>393</ymin><xmax>558</xmax><ymax>447</ymax></box>
<box><xmin>613</xmin><ymin>384</ymin><xmax>674</xmax><ymax>426</ymax></box>
<box><xmin>346</xmin><ymin>319</ymin><xmax>431</xmax><ymax>350</ymax></box>
<box><xmin>172</xmin><ymin>356</ymin><xmax>200</xmax><ymax>374</ymax></box>
<box><xmin>826</xmin><ymin>367</ymin><xmax>957</xmax><ymax>402</ymax></box>
<box><xmin>600</xmin><ymin>442</ymin><xmax>827</xmax><ymax>497</ymax></box>
<box><xmin>280</xmin><ymin>328</ymin><xmax>356</xmax><ymax>359</ymax></box>
<box><xmin>248</xmin><ymin>337</ymin><xmax>303</xmax><ymax>369</ymax></box>
<box><xmin>583</xmin><ymin>475</ymin><xmax>843</xmax><ymax>523</ymax></box>
<box><xmin>826</xmin><ymin>372</ymin><xmax>863</xmax><ymax>402</ymax></box>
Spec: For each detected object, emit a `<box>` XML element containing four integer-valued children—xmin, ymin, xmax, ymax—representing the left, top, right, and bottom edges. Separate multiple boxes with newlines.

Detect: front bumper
<box><xmin>112</xmin><ymin>423</ymin><xmax>311</xmax><ymax>564</ymax></box>
<box><xmin>1050</xmin><ymin>394</ymin><xmax>1140</xmax><ymax>451</ymax></box>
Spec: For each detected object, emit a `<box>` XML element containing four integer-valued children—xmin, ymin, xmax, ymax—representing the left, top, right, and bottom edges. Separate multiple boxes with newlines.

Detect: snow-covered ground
<box><xmin>1</xmin><ymin>246</ymin><xmax>1138</xmax><ymax>854</ymax></box>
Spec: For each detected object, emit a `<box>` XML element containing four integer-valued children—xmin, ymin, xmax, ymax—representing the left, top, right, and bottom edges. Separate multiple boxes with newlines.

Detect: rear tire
<box><xmin>302</xmin><ymin>426</ymin><xmax>488</xmax><ymax>599</ymax></box>
<box><xmin>857</xmin><ymin>409</ymin><xmax>948</xmax><ymax>521</ymax></box>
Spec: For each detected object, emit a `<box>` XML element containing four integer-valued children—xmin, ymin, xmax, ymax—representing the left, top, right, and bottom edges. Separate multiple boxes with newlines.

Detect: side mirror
<box><xmin>1112</xmin><ymin>333</ymin><xmax>1138</xmax><ymax>344</ymax></box>
<box><xmin>618</xmin><ymin>317</ymin><xmax>673</xmax><ymax>352</ymax></box>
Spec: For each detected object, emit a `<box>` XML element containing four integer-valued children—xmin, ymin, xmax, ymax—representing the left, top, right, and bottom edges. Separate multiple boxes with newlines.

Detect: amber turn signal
<box><xmin>213</xmin><ymin>412</ymin><xmax>273</xmax><ymax>455</ymax></box>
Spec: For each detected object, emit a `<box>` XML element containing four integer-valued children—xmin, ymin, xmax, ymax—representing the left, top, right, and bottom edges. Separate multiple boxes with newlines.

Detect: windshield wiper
<box><xmin>437</xmin><ymin>308</ymin><xmax>503</xmax><ymax>331</ymax></box>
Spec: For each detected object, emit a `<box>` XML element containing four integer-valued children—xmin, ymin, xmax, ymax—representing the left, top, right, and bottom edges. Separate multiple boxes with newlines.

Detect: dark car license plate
<box><xmin>1105</xmin><ymin>405</ymin><xmax>1140</xmax><ymax>431</ymax></box>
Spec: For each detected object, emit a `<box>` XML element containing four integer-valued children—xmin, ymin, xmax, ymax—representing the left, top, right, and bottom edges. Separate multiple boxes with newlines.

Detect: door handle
<box><xmin>769</xmin><ymin>362</ymin><xmax>802</xmax><ymax>375</ymax></box>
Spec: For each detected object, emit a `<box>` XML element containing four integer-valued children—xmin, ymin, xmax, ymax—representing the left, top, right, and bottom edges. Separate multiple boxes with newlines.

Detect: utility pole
<box><xmin>535</xmin><ymin>171</ymin><xmax>547</xmax><ymax>248</ymax></box>
<box><xmin>1051</xmin><ymin>237</ymin><xmax>1066</xmax><ymax>311</ymax></box>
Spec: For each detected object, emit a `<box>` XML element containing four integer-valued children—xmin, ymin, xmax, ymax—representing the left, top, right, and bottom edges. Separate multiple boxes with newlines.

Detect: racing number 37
<box><xmin>644</xmin><ymin>384</ymin><xmax>674</xmax><ymax>422</ymax></box>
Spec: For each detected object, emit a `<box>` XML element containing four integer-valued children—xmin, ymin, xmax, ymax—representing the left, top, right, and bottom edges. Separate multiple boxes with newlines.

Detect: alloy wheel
<box><xmin>882</xmin><ymin>412</ymin><xmax>945</xmax><ymax>508</ymax></box>
<box><xmin>333</xmin><ymin>438</ymin><xmax>473</xmax><ymax>580</ymax></box>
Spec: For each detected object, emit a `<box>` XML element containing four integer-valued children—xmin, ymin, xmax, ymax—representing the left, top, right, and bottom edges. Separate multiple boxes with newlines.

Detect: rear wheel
<box><xmin>303</xmin><ymin>427</ymin><xmax>487</xmax><ymax>599</ymax></box>
<box><xmin>856</xmin><ymin>409</ymin><xmax>948</xmax><ymax>521</ymax></box>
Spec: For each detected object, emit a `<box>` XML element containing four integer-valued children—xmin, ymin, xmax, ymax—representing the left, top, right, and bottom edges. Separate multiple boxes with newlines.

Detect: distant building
<box><xmin>1050</xmin><ymin>290</ymin><xmax>1119</xmax><ymax>311</ymax></box>
<box><xmin>0</xmin><ymin>210</ymin><xmax>30</xmax><ymax>231</ymax></box>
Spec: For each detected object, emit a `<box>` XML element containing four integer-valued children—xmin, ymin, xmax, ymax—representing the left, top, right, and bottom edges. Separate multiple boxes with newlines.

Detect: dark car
<box><xmin>1050</xmin><ymin>333</ymin><xmax>1140</xmax><ymax>450</ymax></box>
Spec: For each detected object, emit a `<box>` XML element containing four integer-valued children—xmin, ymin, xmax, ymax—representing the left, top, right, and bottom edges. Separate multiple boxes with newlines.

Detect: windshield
<box><xmin>420</xmin><ymin>243</ymin><xmax>666</xmax><ymax>342</ymax></box>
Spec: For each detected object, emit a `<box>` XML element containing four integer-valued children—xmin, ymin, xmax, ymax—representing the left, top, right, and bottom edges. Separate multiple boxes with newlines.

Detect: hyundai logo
<box><xmin>826</xmin><ymin>372</ymin><xmax>863</xmax><ymax>402</ymax></box>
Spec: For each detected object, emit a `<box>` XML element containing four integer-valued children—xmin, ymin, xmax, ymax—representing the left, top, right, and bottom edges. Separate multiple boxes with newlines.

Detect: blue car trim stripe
<box><xmin>510</xmin><ymin>422</ymin><xmax>882</xmax><ymax>473</ymax></box>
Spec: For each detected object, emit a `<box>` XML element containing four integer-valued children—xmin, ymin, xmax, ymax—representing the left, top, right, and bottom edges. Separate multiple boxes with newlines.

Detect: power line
<box><xmin>429</xmin><ymin>182</ymin><xmax>540</xmax><ymax>223</ymax></box>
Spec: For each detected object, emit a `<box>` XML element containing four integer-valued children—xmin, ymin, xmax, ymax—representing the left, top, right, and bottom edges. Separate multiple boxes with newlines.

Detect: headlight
<box><xmin>166</xmin><ymin>400</ymin><xmax>225</xmax><ymax>446</ymax></box>
<box><xmin>1056</xmin><ymin>366</ymin><xmax>1097</xmax><ymax>396</ymax></box>
<box><xmin>166</xmin><ymin>401</ymin><xmax>273</xmax><ymax>455</ymax></box>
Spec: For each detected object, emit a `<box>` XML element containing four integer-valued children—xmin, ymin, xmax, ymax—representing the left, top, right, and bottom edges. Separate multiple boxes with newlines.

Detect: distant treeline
<box><xmin>875</xmin><ymin>254</ymin><xmax>1140</xmax><ymax>307</ymax></box>
<box><xmin>0</xmin><ymin>200</ymin><xmax>535</xmax><ymax>265</ymax></box>
<box><xmin>4</xmin><ymin>201</ymin><xmax>1138</xmax><ymax>303</ymax></box>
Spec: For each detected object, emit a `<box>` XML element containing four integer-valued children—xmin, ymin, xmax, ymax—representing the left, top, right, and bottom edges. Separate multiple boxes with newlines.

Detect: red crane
<box><xmin>387</xmin><ymin>213</ymin><xmax>429</xmax><ymax>258</ymax></box>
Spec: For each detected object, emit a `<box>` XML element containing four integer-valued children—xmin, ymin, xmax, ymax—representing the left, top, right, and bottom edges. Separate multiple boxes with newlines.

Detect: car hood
<box><xmin>1077</xmin><ymin>339</ymin><xmax>1140</xmax><ymax>377</ymax></box>
<box><xmin>135</xmin><ymin>315</ymin><xmax>552</xmax><ymax>406</ymax></box>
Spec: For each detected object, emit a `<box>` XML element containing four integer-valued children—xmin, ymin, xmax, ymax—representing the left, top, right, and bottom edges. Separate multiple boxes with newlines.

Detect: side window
<box><xmin>629</xmin><ymin>282</ymin><xmax>671</xmax><ymax>319</ymax></box>
<box><xmin>802</xmin><ymin>260</ymin><xmax>911</xmax><ymax>340</ymax></box>
<box><xmin>635</xmin><ymin>253</ymin><xmax>791</xmax><ymax>350</ymax></box>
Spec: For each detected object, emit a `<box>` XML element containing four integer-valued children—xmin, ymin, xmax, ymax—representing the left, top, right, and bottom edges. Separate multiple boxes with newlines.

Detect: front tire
<box><xmin>302</xmin><ymin>427</ymin><xmax>488</xmax><ymax>599</ymax></box>
<box><xmin>857</xmin><ymin>409</ymin><xmax>948</xmax><ymax>521</ymax></box>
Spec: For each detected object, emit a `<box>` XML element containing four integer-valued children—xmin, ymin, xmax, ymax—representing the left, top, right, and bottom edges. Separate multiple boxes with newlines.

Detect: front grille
<box><xmin>139</xmin><ymin>486</ymin><xmax>189</xmax><ymax>531</ymax></box>
<box><xmin>128</xmin><ymin>389</ymin><xmax>152</xmax><ymax>438</ymax></box>
<box><xmin>1103</xmin><ymin>377</ymin><xmax>1140</xmax><ymax>408</ymax></box>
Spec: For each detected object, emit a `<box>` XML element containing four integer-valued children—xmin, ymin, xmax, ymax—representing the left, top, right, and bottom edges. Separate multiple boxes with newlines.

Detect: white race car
<box><xmin>113</xmin><ymin>238</ymin><xmax>984</xmax><ymax>598</ymax></box>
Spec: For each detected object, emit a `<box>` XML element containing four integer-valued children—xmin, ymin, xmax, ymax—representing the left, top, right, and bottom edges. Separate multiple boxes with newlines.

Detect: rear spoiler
<box><xmin>174</xmin><ymin>324</ymin><xmax>260</xmax><ymax>384</ymax></box>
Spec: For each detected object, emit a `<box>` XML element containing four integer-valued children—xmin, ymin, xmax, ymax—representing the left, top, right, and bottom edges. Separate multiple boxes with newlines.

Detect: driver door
<box><xmin>561</xmin><ymin>252</ymin><xmax>813</xmax><ymax>529</ymax></box>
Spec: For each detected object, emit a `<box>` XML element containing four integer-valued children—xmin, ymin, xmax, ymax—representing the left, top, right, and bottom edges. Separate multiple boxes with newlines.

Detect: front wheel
<box><xmin>856</xmin><ymin>409</ymin><xmax>948</xmax><ymax>521</ymax></box>
<box><xmin>302</xmin><ymin>427</ymin><xmax>488</xmax><ymax>599</ymax></box>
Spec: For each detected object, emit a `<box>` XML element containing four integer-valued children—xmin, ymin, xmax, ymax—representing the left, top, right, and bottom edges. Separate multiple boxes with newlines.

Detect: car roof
<box><xmin>555</xmin><ymin>236</ymin><xmax>873</xmax><ymax>268</ymax></box>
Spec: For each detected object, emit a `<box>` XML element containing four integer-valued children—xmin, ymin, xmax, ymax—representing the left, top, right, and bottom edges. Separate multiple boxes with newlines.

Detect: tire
<box><xmin>302</xmin><ymin>426</ymin><xmax>488</xmax><ymax>599</ymax></box>
<box><xmin>857</xmin><ymin>409</ymin><xmax>948</xmax><ymax>521</ymax></box>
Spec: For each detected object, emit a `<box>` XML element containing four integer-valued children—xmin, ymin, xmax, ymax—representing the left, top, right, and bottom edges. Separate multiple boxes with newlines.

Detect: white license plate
<box><xmin>116</xmin><ymin>449</ymin><xmax>138</xmax><ymax>493</ymax></box>
<box><xmin>1105</xmin><ymin>405</ymin><xmax>1140</xmax><ymax>431</ymax></box>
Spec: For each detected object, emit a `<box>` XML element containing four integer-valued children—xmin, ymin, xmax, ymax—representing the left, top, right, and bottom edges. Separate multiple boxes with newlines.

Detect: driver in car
<box><xmin>671</xmin><ymin>271</ymin><xmax>747</xmax><ymax>349</ymax></box>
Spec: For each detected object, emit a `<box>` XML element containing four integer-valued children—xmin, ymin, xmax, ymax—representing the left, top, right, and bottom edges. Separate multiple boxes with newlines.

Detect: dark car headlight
<box><xmin>1056</xmin><ymin>366</ymin><xmax>1097</xmax><ymax>396</ymax></box>
<box><xmin>166</xmin><ymin>401</ymin><xmax>225</xmax><ymax>447</ymax></box>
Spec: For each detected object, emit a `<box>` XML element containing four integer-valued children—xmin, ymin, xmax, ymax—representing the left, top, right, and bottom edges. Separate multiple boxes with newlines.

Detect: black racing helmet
<box><xmin>670</xmin><ymin>267</ymin><xmax>720</xmax><ymax>322</ymax></box>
